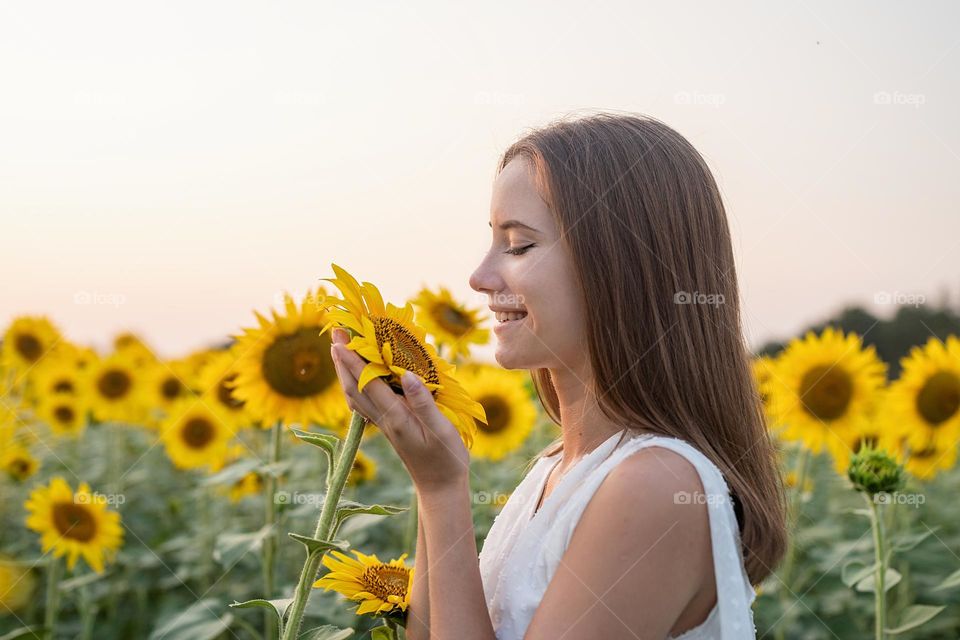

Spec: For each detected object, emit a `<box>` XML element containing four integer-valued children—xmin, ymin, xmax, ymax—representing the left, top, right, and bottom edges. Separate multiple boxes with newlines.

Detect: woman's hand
<box><xmin>329</xmin><ymin>327</ymin><xmax>470</xmax><ymax>497</ymax></box>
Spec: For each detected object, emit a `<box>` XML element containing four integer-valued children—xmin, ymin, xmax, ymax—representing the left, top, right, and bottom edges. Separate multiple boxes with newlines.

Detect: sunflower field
<box><xmin>1</xmin><ymin>267</ymin><xmax>960</xmax><ymax>639</ymax></box>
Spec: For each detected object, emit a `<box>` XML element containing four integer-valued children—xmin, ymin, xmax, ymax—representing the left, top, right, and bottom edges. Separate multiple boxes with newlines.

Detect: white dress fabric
<box><xmin>478</xmin><ymin>429</ymin><xmax>757</xmax><ymax>639</ymax></box>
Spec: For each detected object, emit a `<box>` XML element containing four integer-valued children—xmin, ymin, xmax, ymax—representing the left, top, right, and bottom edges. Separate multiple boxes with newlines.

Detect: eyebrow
<box><xmin>488</xmin><ymin>219</ymin><xmax>541</xmax><ymax>234</ymax></box>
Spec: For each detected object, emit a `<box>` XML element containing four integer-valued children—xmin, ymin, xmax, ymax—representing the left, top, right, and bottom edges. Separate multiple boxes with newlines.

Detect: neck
<box><xmin>548</xmin><ymin>366</ymin><xmax>625</xmax><ymax>465</ymax></box>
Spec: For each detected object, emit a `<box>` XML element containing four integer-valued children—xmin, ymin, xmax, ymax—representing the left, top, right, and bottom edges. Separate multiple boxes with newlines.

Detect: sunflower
<box><xmin>752</xmin><ymin>355</ymin><xmax>779</xmax><ymax>430</ymax></box>
<box><xmin>825</xmin><ymin>417</ymin><xmax>903</xmax><ymax>477</ymax></box>
<box><xmin>321</xmin><ymin>264</ymin><xmax>487</xmax><ymax>448</ymax></box>
<box><xmin>313</xmin><ymin>549</ymin><xmax>414</xmax><ymax>616</ymax></box>
<box><xmin>36</xmin><ymin>395</ymin><xmax>88</xmax><ymax>438</ymax></box>
<box><xmin>232</xmin><ymin>290</ymin><xmax>347</xmax><ymax>429</ymax></box>
<box><xmin>161</xmin><ymin>399</ymin><xmax>235</xmax><ymax>470</ymax></box>
<box><xmin>765</xmin><ymin>327</ymin><xmax>887</xmax><ymax>454</ymax></box>
<box><xmin>410</xmin><ymin>287</ymin><xmax>489</xmax><ymax>359</ymax></box>
<box><xmin>456</xmin><ymin>364</ymin><xmax>536</xmax><ymax>461</ymax></box>
<box><xmin>24</xmin><ymin>477</ymin><xmax>123</xmax><ymax>573</ymax></box>
<box><xmin>197</xmin><ymin>350</ymin><xmax>255</xmax><ymax>429</ymax></box>
<box><xmin>86</xmin><ymin>352</ymin><xmax>146</xmax><ymax>425</ymax></box>
<box><xmin>2</xmin><ymin>316</ymin><xmax>61</xmax><ymax>372</ymax></box>
<box><xmin>228</xmin><ymin>471</ymin><xmax>264</xmax><ymax>503</ymax></box>
<box><xmin>902</xmin><ymin>435</ymin><xmax>957</xmax><ymax>481</ymax></box>
<box><xmin>29</xmin><ymin>352</ymin><xmax>82</xmax><ymax>398</ymax></box>
<box><xmin>144</xmin><ymin>360</ymin><xmax>193</xmax><ymax>414</ymax></box>
<box><xmin>884</xmin><ymin>336</ymin><xmax>960</xmax><ymax>453</ymax></box>
<box><xmin>347</xmin><ymin>449</ymin><xmax>378</xmax><ymax>486</ymax></box>
<box><xmin>112</xmin><ymin>332</ymin><xmax>156</xmax><ymax>367</ymax></box>
<box><xmin>0</xmin><ymin>554</ymin><xmax>36</xmax><ymax>614</ymax></box>
<box><xmin>1</xmin><ymin>445</ymin><xmax>38</xmax><ymax>481</ymax></box>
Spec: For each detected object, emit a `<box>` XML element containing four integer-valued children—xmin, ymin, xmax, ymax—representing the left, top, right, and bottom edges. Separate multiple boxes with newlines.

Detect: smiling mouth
<box><xmin>495</xmin><ymin>311</ymin><xmax>528</xmax><ymax>323</ymax></box>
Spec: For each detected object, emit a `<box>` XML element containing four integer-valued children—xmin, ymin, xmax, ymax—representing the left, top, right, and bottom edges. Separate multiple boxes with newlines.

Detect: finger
<box><xmin>330</xmin><ymin>344</ymin><xmax>378</xmax><ymax>419</ymax></box>
<box><xmin>331</xmin><ymin>343</ymin><xmax>410</xmax><ymax>422</ymax></box>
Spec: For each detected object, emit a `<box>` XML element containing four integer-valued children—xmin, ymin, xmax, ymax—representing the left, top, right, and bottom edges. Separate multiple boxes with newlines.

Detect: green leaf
<box><xmin>370</xmin><ymin>626</ymin><xmax>396</xmax><ymax>640</ymax></box>
<box><xmin>856</xmin><ymin>567</ymin><xmax>902</xmax><ymax>593</ymax></box>
<box><xmin>298</xmin><ymin>625</ymin><xmax>355</xmax><ymax>639</ymax></box>
<box><xmin>213</xmin><ymin>524</ymin><xmax>274</xmax><ymax>567</ymax></box>
<box><xmin>332</xmin><ymin>500</ymin><xmax>409</xmax><ymax>537</ymax></box>
<box><xmin>230</xmin><ymin>598</ymin><xmax>294</xmax><ymax>636</ymax></box>
<box><xmin>147</xmin><ymin>599</ymin><xmax>233</xmax><ymax>640</ymax></box>
<box><xmin>890</xmin><ymin>528</ymin><xmax>936</xmax><ymax>553</ymax></box>
<box><xmin>841</xmin><ymin>560</ymin><xmax>875</xmax><ymax>588</ymax></box>
<box><xmin>291</xmin><ymin>428</ymin><xmax>341</xmax><ymax>484</ymax></box>
<box><xmin>885</xmin><ymin>604</ymin><xmax>946</xmax><ymax>634</ymax></box>
<box><xmin>202</xmin><ymin>457</ymin><xmax>261</xmax><ymax>487</ymax></box>
<box><xmin>290</xmin><ymin>428</ymin><xmax>341</xmax><ymax>459</ymax></box>
<box><xmin>288</xmin><ymin>533</ymin><xmax>350</xmax><ymax>556</ymax></box>
<box><xmin>0</xmin><ymin>627</ymin><xmax>42</xmax><ymax>640</ymax></box>
<box><xmin>933</xmin><ymin>567</ymin><xmax>960</xmax><ymax>591</ymax></box>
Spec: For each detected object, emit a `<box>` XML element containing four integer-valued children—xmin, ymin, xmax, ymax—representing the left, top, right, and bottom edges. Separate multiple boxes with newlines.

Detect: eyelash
<box><xmin>504</xmin><ymin>244</ymin><xmax>535</xmax><ymax>256</ymax></box>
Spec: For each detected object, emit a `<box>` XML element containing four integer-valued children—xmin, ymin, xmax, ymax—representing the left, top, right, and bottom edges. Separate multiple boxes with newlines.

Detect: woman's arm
<box><xmin>406</xmin><ymin>507</ymin><xmax>431</xmax><ymax>640</ymax></box>
<box><xmin>418</xmin><ymin>479</ymin><xmax>497</xmax><ymax>640</ymax></box>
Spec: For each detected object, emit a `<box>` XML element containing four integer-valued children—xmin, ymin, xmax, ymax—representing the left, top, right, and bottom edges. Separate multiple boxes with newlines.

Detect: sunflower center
<box><xmin>161</xmin><ymin>377</ymin><xmax>183</xmax><ymax>401</ymax></box>
<box><xmin>10</xmin><ymin>458</ymin><xmax>31</xmax><ymax>478</ymax></box>
<box><xmin>261</xmin><ymin>329</ymin><xmax>336</xmax><ymax>398</ymax></box>
<box><xmin>372</xmin><ymin>317</ymin><xmax>439</xmax><ymax>389</ymax></box>
<box><xmin>15</xmin><ymin>333</ymin><xmax>43</xmax><ymax>362</ymax></box>
<box><xmin>912</xmin><ymin>445</ymin><xmax>938</xmax><ymax>460</ymax></box>
<box><xmin>53</xmin><ymin>379</ymin><xmax>75</xmax><ymax>394</ymax></box>
<box><xmin>432</xmin><ymin>303</ymin><xmax>473</xmax><ymax>337</ymax></box>
<box><xmin>361</xmin><ymin>565</ymin><xmax>410</xmax><ymax>602</ymax></box>
<box><xmin>916</xmin><ymin>371</ymin><xmax>960</xmax><ymax>426</ymax></box>
<box><xmin>52</xmin><ymin>502</ymin><xmax>97</xmax><ymax>542</ymax></box>
<box><xmin>97</xmin><ymin>369</ymin><xmax>132</xmax><ymax>400</ymax></box>
<box><xmin>799</xmin><ymin>365</ymin><xmax>852</xmax><ymax>421</ymax></box>
<box><xmin>54</xmin><ymin>405</ymin><xmax>75</xmax><ymax>425</ymax></box>
<box><xmin>217</xmin><ymin>374</ymin><xmax>245</xmax><ymax>410</ymax></box>
<box><xmin>182</xmin><ymin>417</ymin><xmax>215</xmax><ymax>449</ymax></box>
<box><xmin>476</xmin><ymin>395</ymin><xmax>511</xmax><ymax>434</ymax></box>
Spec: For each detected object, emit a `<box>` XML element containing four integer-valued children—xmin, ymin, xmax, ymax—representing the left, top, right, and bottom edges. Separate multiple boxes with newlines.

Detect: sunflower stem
<box><xmin>282</xmin><ymin>410</ymin><xmax>366</xmax><ymax>640</ymax></box>
<box><xmin>43</xmin><ymin>557</ymin><xmax>61</xmax><ymax>640</ymax></box>
<box><xmin>262</xmin><ymin>420</ymin><xmax>283</xmax><ymax>640</ymax></box>
<box><xmin>865</xmin><ymin>492</ymin><xmax>889</xmax><ymax>640</ymax></box>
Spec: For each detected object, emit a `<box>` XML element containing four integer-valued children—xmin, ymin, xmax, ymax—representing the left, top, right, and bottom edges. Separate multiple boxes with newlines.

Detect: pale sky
<box><xmin>2</xmin><ymin>1</ymin><xmax>958</xmax><ymax>360</ymax></box>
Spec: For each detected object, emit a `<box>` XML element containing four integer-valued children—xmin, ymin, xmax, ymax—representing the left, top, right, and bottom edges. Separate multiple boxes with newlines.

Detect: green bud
<box><xmin>847</xmin><ymin>444</ymin><xmax>905</xmax><ymax>496</ymax></box>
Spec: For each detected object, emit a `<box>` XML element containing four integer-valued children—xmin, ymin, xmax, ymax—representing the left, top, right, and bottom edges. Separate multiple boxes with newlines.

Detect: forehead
<box><xmin>490</xmin><ymin>157</ymin><xmax>552</xmax><ymax>227</ymax></box>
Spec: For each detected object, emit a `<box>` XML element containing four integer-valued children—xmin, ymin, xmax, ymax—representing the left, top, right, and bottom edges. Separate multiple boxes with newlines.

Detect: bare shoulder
<box><xmin>524</xmin><ymin>443</ymin><xmax>715</xmax><ymax>639</ymax></box>
<box><xmin>596</xmin><ymin>443</ymin><xmax>711</xmax><ymax>538</ymax></box>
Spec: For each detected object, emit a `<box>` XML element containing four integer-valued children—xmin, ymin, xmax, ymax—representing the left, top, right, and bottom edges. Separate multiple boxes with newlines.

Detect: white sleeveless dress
<box><xmin>478</xmin><ymin>429</ymin><xmax>757</xmax><ymax>639</ymax></box>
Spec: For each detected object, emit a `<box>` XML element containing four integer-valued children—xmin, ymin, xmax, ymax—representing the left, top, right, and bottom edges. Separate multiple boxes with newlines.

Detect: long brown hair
<box><xmin>499</xmin><ymin>111</ymin><xmax>787</xmax><ymax>585</ymax></box>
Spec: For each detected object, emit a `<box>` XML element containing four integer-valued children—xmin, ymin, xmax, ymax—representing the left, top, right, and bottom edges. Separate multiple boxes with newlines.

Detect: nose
<box><xmin>469</xmin><ymin>251</ymin><xmax>499</xmax><ymax>295</ymax></box>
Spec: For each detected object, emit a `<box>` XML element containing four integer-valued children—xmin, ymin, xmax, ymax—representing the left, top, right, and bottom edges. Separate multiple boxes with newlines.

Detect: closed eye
<box><xmin>504</xmin><ymin>244</ymin><xmax>535</xmax><ymax>256</ymax></box>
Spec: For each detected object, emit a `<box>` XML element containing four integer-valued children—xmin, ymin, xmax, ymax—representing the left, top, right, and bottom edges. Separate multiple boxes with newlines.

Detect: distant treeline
<box><xmin>757</xmin><ymin>303</ymin><xmax>960</xmax><ymax>380</ymax></box>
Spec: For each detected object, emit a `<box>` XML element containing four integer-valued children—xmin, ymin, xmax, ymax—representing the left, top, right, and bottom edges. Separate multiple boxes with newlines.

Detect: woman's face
<box><xmin>469</xmin><ymin>157</ymin><xmax>587</xmax><ymax>374</ymax></box>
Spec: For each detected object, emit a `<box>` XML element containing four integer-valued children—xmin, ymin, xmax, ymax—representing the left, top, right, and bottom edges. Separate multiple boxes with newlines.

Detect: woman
<box><xmin>329</xmin><ymin>112</ymin><xmax>787</xmax><ymax>639</ymax></box>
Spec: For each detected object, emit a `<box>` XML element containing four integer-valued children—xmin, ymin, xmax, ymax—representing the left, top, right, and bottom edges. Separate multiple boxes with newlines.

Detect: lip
<box><xmin>493</xmin><ymin>314</ymin><xmax>527</xmax><ymax>335</ymax></box>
